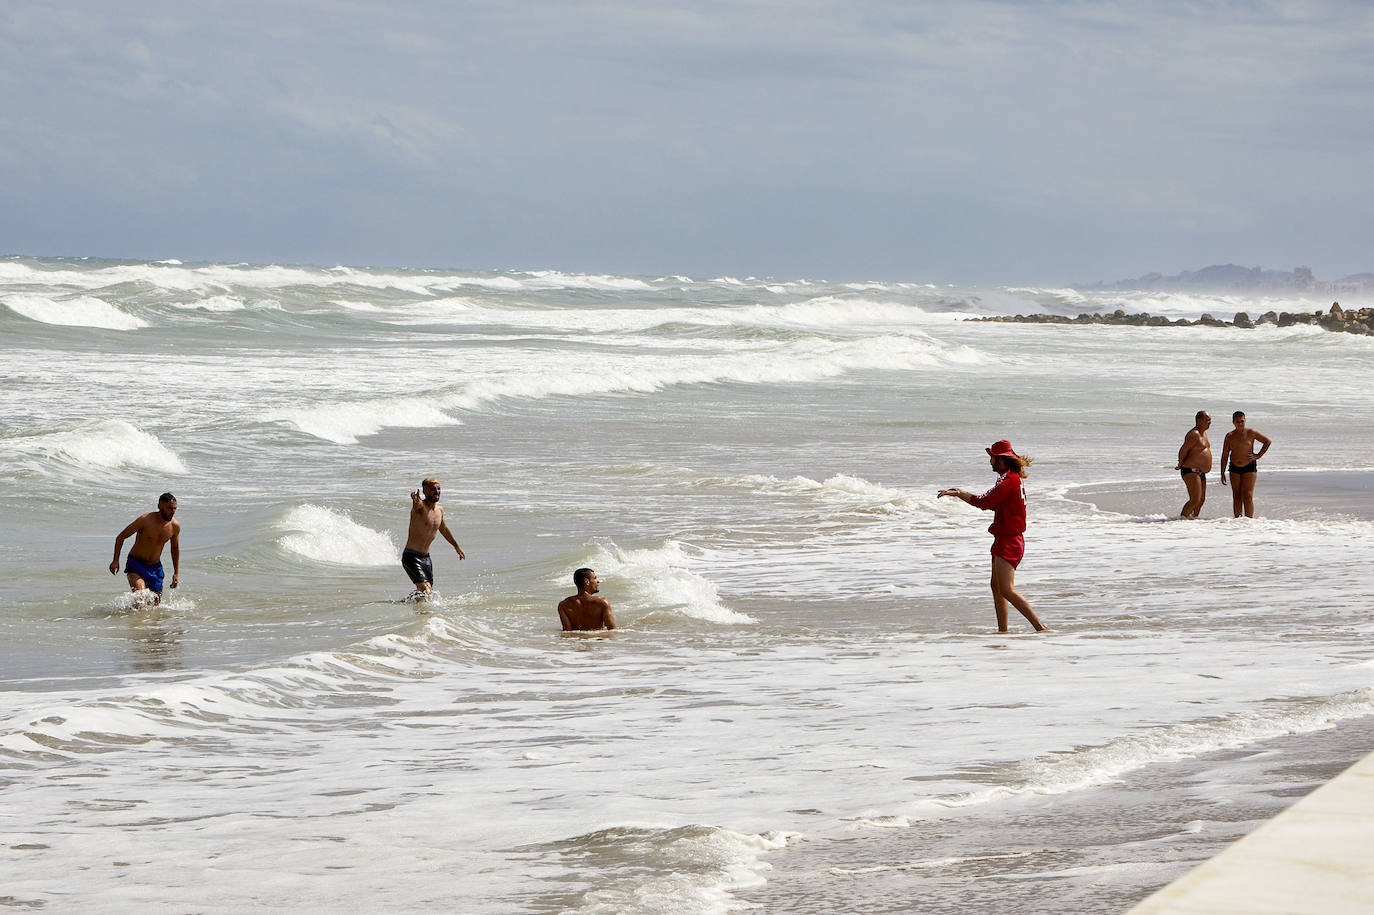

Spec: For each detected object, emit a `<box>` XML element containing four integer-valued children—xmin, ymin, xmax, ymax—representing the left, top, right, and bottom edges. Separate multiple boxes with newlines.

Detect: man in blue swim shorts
<box><xmin>110</xmin><ymin>493</ymin><xmax>181</xmax><ymax>605</ymax></box>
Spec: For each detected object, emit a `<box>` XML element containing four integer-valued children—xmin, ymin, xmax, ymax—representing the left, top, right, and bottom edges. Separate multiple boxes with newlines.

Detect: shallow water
<box><xmin>2</xmin><ymin>257</ymin><xmax>1371</xmax><ymax>912</ymax></box>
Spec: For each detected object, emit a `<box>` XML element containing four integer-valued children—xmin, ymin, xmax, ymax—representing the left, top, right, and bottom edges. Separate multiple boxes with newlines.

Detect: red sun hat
<box><xmin>986</xmin><ymin>440</ymin><xmax>1018</xmax><ymax>458</ymax></box>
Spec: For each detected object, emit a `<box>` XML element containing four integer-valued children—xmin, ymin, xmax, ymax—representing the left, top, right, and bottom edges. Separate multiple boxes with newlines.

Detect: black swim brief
<box><xmin>1229</xmin><ymin>461</ymin><xmax>1258</xmax><ymax>475</ymax></box>
<box><xmin>401</xmin><ymin>548</ymin><xmax>433</xmax><ymax>585</ymax></box>
<box><xmin>1179</xmin><ymin>468</ymin><xmax>1206</xmax><ymax>480</ymax></box>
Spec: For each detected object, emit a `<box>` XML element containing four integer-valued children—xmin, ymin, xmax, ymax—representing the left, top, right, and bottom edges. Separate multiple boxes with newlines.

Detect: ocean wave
<box><xmin>167</xmin><ymin>294</ymin><xmax>255</xmax><ymax>312</ymax></box>
<box><xmin>730</xmin><ymin>471</ymin><xmax>944</xmax><ymax>518</ymax></box>
<box><xmin>447</xmin><ymin>335</ymin><xmax>981</xmax><ymax>404</ymax></box>
<box><xmin>263</xmin><ymin>398</ymin><xmax>461</xmax><ymax>444</ymax></box>
<box><xmin>0</xmin><ymin>616</ymin><xmax>488</xmax><ymax>761</ymax></box>
<box><xmin>369</xmin><ymin>295</ymin><xmax>936</xmax><ymax>336</ymax></box>
<box><xmin>556</xmin><ymin>825</ymin><xmax>793</xmax><ymax>915</ymax></box>
<box><xmin>1</xmin><ymin>293</ymin><xmax>146</xmax><ymax>329</ymax></box>
<box><xmin>265</xmin><ymin>335</ymin><xmax>979</xmax><ymax>444</ymax></box>
<box><xmin>2</xmin><ymin>420</ymin><xmax>187</xmax><ymax>475</ymax></box>
<box><xmin>273</xmin><ymin>504</ymin><xmax>398</xmax><ymax>566</ymax></box>
<box><xmin>586</xmin><ymin>540</ymin><xmax>754</xmax><ymax>625</ymax></box>
<box><xmin>0</xmin><ymin>259</ymin><xmax>657</xmax><ymax>298</ymax></box>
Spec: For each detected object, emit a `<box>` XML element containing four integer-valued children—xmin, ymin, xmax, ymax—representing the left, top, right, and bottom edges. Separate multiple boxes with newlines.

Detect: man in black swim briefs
<box><xmin>1175</xmin><ymin>411</ymin><xmax>1212</xmax><ymax>519</ymax></box>
<box><xmin>1220</xmin><ymin>411</ymin><xmax>1273</xmax><ymax>518</ymax></box>
<box><xmin>401</xmin><ymin>548</ymin><xmax>434</xmax><ymax>588</ymax></box>
<box><xmin>402</xmin><ymin>477</ymin><xmax>465</xmax><ymax>597</ymax></box>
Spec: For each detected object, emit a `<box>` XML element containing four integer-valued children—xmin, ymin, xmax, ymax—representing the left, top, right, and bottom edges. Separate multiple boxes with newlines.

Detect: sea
<box><xmin>2</xmin><ymin>256</ymin><xmax>1372</xmax><ymax>913</ymax></box>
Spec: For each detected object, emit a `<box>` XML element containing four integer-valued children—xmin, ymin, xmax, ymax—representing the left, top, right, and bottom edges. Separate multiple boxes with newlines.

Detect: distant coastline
<box><xmin>1082</xmin><ymin>263</ymin><xmax>1374</xmax><ymax>295</ymax></box>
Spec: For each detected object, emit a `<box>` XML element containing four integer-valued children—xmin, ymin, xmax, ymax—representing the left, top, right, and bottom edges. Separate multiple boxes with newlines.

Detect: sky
<box><xmin>2</xmin><ymin>0</ymin><xmax>1371</xmax><ymax>283</ymax></box>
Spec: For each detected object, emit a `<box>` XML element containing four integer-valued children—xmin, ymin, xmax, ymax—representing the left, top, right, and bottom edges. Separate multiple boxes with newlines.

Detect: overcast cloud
<box><xmin>2</xmin><ymin>1</ymin><xmax>1371</xmax><ymax>282</ymax></box>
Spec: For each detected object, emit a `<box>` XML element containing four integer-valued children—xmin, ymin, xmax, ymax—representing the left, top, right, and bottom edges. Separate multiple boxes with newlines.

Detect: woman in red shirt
<box><xmin>939</xmin><ymin>440</ymin><xmax>1048</xmax><ymax>633</ymax></box>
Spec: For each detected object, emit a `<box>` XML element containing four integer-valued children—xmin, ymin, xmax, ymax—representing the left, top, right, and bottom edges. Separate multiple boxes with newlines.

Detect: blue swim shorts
<box><xmin>124</xmin><ymin>556</ymin><xmax>165</xmax><ymax>593</ymax></box>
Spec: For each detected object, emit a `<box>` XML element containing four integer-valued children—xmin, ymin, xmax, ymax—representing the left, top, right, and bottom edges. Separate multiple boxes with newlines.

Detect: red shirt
<box><xmin>968</xmin><ymin>471</ymin><xmax>1026</xmax><ymax>536</ymax></box>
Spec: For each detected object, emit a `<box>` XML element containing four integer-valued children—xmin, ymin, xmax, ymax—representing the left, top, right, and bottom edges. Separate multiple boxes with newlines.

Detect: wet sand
<box><xmin>1065</xmin><ymin>470</ymin><xmax>1374</xmax><ymax>522</ymax></box>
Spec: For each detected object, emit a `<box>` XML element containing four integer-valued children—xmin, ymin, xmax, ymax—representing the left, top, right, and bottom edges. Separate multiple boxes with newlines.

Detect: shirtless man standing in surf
<box><xmin>1176</xmin><ymin>411</ymin><xmax>1212</xmax><ymax>519</ymax></box>
<box><xmin>402</xmin><ymin>477</ymin><xmax>465</xmax><ymax>598</ymax></box>
<box><xmin>109</xmin><ymin>493</ymin><xmax>180</xmax><ymax>605</ymax></box>
<box><xmin>1220</xmin><ymin>411</ymin><xmax>1273</xmax><ymax>518</ymax></box>
<box><xmin>557</xmin><ymin>568</ymin><xmax>616</xmax><ymax>631</ymax></box>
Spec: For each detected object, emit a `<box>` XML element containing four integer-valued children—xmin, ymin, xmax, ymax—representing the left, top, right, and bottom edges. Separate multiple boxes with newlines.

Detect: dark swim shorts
<box><xmin>1229</xmin><ymin>461</ymin><xmax>1258</xmax><ymax>475</ymax></box>
<box><xmin>1179</xmin><ymin>468</ymin><xmax>1206</xmax><ymax>480</ymax></box>
<box><xmin>401</xmin><ymin>548</ymin><xmax>433</xmax><ymax>585</ymax></box>
<box><xmin>991</xmin><ymin>534</ymin><xmax>1025</xmax><ymax>569</ymax></box>
<box><xmin>124</xmin><ymin>556</ymin><xmax>165</xmax><ymax>592</ymax></box>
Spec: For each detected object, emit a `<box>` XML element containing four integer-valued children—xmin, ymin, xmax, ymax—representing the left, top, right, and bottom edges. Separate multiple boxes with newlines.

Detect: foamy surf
<box><xmin>897</xmin><ymin>686</ymin><xmax>1374</xmax><ymax>822</ymax></box>
<box><xmin>1</xmin><ymin>293</ymin><xmax>146</xmax><ymax>329</ymax></box>
<box><xmin>274</xmin><ymin>504</ymin><xmax>397</xmax><ymax>566</ymax></box>
<box><xmin>586</xmin><ymin>540</ymin><xmax>755</xmax><ymax>624</ymax></box>
<box><xmin>559</xmin><ymin>826</ymin><xmax>794</xmax><ymax>915</ymax></box>
<box><xmin>263</xmin><ymin>398</ymin><xmax>462</xmax><ymax>444</ymax></box>
<box><xmin>7</xmin><ymin>255</ymin><xmax>1374</xmax><ymax>913</ymax></box>
<box><xmin>2</xmin><ymin>420</ymin><xmax>188</xmax><ymax>476</ymax></box>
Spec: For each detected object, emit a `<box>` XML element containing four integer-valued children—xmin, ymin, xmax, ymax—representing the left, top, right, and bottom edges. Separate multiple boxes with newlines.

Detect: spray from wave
<box><xmin>274</xmin><ymin>504</ymin><xmax>397</xmax><ymax>566</ymax></box>
<box><xmin>2</xmin><ymin>420</ymin><xmax>187</xmax><ymax>475</ymax></box>
<box><xmin>586</xmin><ymin>541</ymin><xmax>754</xmax><ymax>625</ymax></box>
<box><xmin>2</xmin><ymin>293</ymin><xmax>146</xmax><ymax>330</ymax></box>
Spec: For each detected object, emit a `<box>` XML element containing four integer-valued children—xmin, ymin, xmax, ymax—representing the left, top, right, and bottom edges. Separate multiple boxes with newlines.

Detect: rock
<box><xmin>972</xmin><ymin>305</ymin><xmax>1370</xmax><ymax>334</ymax></box>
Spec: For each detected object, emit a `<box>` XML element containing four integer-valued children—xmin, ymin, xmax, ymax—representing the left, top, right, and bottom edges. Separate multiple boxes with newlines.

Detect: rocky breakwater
<box><xmin>976</xmin><ymin>302</ymin><xmax>1374</xmax><ymax>335</ymax></box>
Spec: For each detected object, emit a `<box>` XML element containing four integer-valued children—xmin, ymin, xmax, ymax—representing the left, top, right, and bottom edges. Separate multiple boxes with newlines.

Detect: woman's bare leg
<box><xmin>992</xmin><ymin>556</ymin><xmax>1047</xmax><ymax>631</ymax></box>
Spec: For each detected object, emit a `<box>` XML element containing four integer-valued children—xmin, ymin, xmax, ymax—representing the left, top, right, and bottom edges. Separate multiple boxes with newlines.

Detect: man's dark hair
<box><xmin>1232</xmin><ymin>411</ymin><xmax>1245</xmax><ymax>421</ymax></box>
<box><xmin>573</xmin><ymin>567</ymin><xmax>594</xmax><ymax>589</ymax></box>
<box><xmin>158</xmin><ymin>492</ymin><xmax>176</xmax><ymax>503</ymax></box>
<box><xmin>1195</xmin><ymin>410</ymin><xmax>1208</xmax><ymax>422</ymax></box>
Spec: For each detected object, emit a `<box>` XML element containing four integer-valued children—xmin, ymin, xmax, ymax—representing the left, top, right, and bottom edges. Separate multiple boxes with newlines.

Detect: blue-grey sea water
<box><xmin>2</xmin><ymin>256</ymin><xmax>1372</xmax><ymax>912</ymax></box>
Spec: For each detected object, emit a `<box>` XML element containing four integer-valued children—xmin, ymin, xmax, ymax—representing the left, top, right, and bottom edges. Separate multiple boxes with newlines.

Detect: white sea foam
<box><xmin>451</xmin><ymin>335</ymin><xmax>979</xmax><ymax>405</ymax></box>
<box><xmin>264</xmin><ymin>398</ymin><xmax>461</xmax><ymax>444</ymax></box>
<box><xmin>173</xmin><ymin>294</ymin><xmax>252</xmax><ymax>312</ymax></box>
<box><xmin>570</xmin><ymin>827</ymin><xmax>792</xmax><ymax>915</ymax></box>
<box><xmin>0</xmin><ymin>260</ymin><xmax>653</xmax><ymax>298</ymax></box>
<box><xmin>274</xmin><ymin>504</ymin><xmax>397</xmax><ymax>566</ymax></box>
<box><xmin>100</xmin><ymin>592</ymin><xmax>196</xmax><ymax>613</ymax></box>
<box><xmin>905</xmin><ymin>687</ymin><xmax>1374</xmax><ymax>819</ymax></box>
<box><xmin>587</xmin><ymin>540</ymin><xmax>754</xmax><ymax>624</ymax></box>
<box><xmin>264</xmin><ymin>336</ymin><xmax>978</xmax><ymax>443</ymax></box>
<box><xmin>2</xmin><ymin>293</ymin><xmax>146</xmax><ymax>329</ymax></box>
<box><xmin>3</xmin><ymin>420</ymin><xmax>187</xmax><ymax>475</ymax></box>
<box><xmin>737</xmin><ymin>472</ymin><xmax>941</xmax><ymax>517</ymax></box>
<box><xmin>372</xmin><ymin>295</ymin><xmax>934</xmax><ymax>335</ymax></box>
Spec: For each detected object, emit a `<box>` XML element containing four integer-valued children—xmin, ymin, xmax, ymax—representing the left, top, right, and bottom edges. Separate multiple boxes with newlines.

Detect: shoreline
<box><xmin>1063</xmin><ymin>469</ymin><xmax>1374</xmax><ymax>522</ymax></box>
